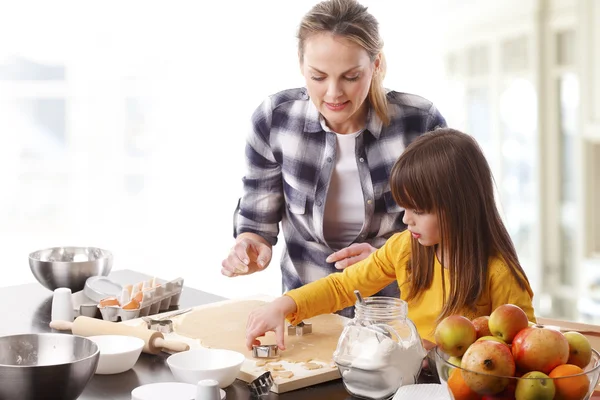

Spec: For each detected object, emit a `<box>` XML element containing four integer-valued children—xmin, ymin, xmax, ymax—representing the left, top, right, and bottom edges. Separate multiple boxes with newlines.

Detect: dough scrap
<box><xmin>302</xmin><ymin>362</ymin><xmax>322</xmax><ymax>370</ymax></box>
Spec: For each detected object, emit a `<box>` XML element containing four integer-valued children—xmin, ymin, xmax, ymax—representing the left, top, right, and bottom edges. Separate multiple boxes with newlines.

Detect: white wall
<box><xmin>0</xmin><ymin>1</ymin><xmax>447</xmax><ymax>299</ymax></box>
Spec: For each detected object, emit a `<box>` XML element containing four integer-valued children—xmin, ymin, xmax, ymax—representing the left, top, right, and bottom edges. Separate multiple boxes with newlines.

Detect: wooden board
<box><xmin>122</xmin><ymin>295</ymin><xmax>347</xmax><ymax>394</ymax></box>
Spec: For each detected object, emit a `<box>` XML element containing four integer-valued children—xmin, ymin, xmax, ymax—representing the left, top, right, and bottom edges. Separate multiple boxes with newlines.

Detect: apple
<box><xmin>448</xmin><ymin>356</ymin><xmax>462</xmax><ymax>367</ymax></box>
<box><xmin>563</xmin><ymin>331</ymin><xmax>593</xmax><ymax>368</ymax></box>
<box><xmin>481</xmin><ymin>382</ymin><xmax>515</xmax><ymax>399</ymax></box>
<box><xmin>514</xmin><ymin>371</ymin><xmax>555</xmax><ymax>400</ymax></box>
<box><xmin>461</xmin><ymin>340</ymin><xmax>516</xmax><ymax>395</ymax></box>
<box><xmin>511</xmin><ymin>327</ymin><xmax>569</xmax><ymax>374</ymax></box>
<box><xmin>435</xmin><ymin>315</ymin><xmax>477</xmax><ymax>357</ymax></box>
<box><xmin>477</xmin><ymin>336</ymin><xmax>507</xmax><ymax>345</ymax></box>
<box><xmin>472</xmin><ymin>316</ymin><xmax>492</xmax><ymax>338</ymax></box>
<box><xmin>488</xmin><ymin>304</ymin><xmax>530</xmax><ymax>343</ymax></box>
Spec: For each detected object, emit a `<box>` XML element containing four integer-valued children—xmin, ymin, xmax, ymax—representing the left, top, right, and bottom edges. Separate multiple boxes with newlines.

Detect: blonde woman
<box><xmin>222</xmin><ymin>0</ymin><xmax>446</xmax><ymax>318</ymax></box>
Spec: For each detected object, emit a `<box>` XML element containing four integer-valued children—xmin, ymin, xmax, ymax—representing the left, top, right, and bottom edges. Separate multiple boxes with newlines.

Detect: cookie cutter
<box><xmin>248</xmin><ymin>371</ymin><xmax>274</xmax><ymax>397</ymax></box>
<box><xmin>252</xmin><ymin>344</ymin><xmax>279</xmax><ymax>358</ymax></box>
<box><xmin>148</xmin><ymin>319</ymin><xmax>174</xmax><ymax>333</ymax></box>
<box><xmin>287</xmin><ymin>321</ymin><xmax>312</xmax><ymax>336</ymax></box>
<box><xmin>141</xmin><ymin>307</ymin><xmax>192</xmax><ymax>332</ymax></box>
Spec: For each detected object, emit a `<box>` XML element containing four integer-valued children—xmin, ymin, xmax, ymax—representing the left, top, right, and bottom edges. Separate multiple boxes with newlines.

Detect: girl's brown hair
<box><xmin>297</xmin><ymin>0</ymin><xmax>389</xmax><ymax>125</ymax></box>
<box><xmin>390</xmin><ymin>128</ymin><xmax>532</xmax><ymax>321</ymax></box>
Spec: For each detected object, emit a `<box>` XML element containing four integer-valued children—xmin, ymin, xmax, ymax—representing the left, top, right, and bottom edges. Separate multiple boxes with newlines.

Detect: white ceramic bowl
<box><xmin>166</xmin><ymin>348</ymin><xmax>245</xmax><ymax>388</ymax></box>
<box><xmin>88</xmin><ymin>335</ymin><xmax>144</xmax><ymax>375</ymax></box>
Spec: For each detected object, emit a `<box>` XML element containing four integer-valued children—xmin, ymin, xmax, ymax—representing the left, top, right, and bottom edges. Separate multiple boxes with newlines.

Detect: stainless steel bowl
<box><xmin>0</xmin><ymin>333</ymin><xmax>100</xmax><ymax>400</ymax></box>
<box><xmin>29</xmin><ymin>246</ymin><xmax>113</xmax><ymax>292</ymax></box>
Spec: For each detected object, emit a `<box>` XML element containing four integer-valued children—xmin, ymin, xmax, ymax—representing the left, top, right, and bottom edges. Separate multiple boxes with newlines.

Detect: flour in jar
<box><xmin>334</xmin><ymin>326</ymin><xmax>426</xmax><ymax>399</ymax></box>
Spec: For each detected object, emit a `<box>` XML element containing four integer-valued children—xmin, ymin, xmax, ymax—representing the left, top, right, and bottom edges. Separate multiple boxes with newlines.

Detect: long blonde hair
<box><xmin>297</xmin><ymin>0</ymin><xmax>389</xmax><ymax>125</ymax></box>
<box><xmin>391</xmin><ymin>128</ymin><xmax>533</xmax><ymax>321</ymax></box>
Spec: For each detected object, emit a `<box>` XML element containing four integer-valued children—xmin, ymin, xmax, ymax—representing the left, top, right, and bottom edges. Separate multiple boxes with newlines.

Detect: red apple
<box><xmin>511</xmin><ymin>327</ymin><xmax>569</xmax><ymax>374</ymax></box>
<box><xmin>461</xmin><ymin>340</ymin><xmax>516</xmax><ymax>395</ymax></box>
<box><xmin>435</xmin><ymin>315</ymin><xmax>477</xmax><ymax>357</ymax></box>
<box><xmin>472</xmin><ymin>316</ymin><xmax>492</xmax><ymax>338</ymax></box>
<box><xmin>563</xmin><ymin>331</ymin><xmax>592</xmax><ymax>368</ymax></box>
<box><xmin>515</xmin><ymin>371</ymin><xmax>555</xmax><ymax>400</ymax></box>
<box><xmin>481</xmin><ymin>381</ymin><xmax>516</xmax><ymax>399</ymax></box>
<box><xmin>488</xmin><ymin>304</ymin><xmax>530</xmax><ymax>343</ymax></box>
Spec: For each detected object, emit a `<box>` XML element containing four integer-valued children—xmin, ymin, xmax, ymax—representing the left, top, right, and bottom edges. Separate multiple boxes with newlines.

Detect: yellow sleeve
<box><xmin>285</xmin><ymin>231</ymin><xmax>411</xmax><ymax>324</ymax></box>
<box><xmin>488</xmin><ymin>258</ymin><xmax>537</xmax><ymax>323</ymax></box>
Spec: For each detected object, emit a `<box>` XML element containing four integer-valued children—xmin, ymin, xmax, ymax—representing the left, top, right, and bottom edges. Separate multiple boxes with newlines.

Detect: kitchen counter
<box><xmin>0</xmin><ymin>269</ymin><xmax>380</xmax><ymax>399</ymax></box>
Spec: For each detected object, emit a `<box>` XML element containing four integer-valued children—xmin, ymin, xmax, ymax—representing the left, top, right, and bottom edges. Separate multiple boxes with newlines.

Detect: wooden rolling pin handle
<box><xmin>155</xmin><ymin>338</ymin><xmax>190</xmax><ymax>353</ymax></box>
<box><xmin>49</xmin><ymin>320</ymin><xmax>73</xmax><ymax>331</ymax></box>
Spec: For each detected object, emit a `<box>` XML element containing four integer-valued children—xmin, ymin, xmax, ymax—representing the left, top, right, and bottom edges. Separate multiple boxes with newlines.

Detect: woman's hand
<box><xmin>326</xmin><ymin>242</ymin><xmax>377</xmax><ymax>270</ymax></box>
<box><xmin>221</xmin><ymin>233</ymin><xmax>272</xmax><ymax>277</ymax></box>
<box><xmin>246</xmin><ymin>296</ymin><xmax>298</xmax><ymax>351</ymax></box>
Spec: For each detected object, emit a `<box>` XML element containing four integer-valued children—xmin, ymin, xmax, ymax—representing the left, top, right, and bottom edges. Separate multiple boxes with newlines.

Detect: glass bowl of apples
<box><xmin>435</xmin><ymin>344</ymin><xmax>600</xmax><ymax>400</ymax></box>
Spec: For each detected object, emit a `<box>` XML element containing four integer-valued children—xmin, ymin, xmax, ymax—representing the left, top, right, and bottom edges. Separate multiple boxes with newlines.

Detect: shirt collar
<box><xmin>303</xmin><ymin>94</ymin><xmax>383</xmax><ymax>139</ymax></box>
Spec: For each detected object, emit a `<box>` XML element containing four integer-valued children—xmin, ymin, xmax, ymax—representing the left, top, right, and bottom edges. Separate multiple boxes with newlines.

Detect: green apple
<box><xmin>477</xmin><ymin>335</ymin><xmax>507</xmax><ymax>345</ymax></box>
<box><xmin>515</xmin><ymin>371</ymin><xmax>555</xmax><ymax>400</ymax></box>
<box><xmin>447</xmin><ymin>356</ymin><xmax>462</xmax><ymax>367</ymax></box>
<box><xmin>564</xmin><ymin>331</ymin><xmax>593</xmax><ymax>368</ymax></box>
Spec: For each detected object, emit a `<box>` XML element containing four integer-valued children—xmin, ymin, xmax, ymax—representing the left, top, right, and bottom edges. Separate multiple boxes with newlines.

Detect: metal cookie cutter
<box><xmin>148</xmin><ymin>319</ymin><xmax>174</xmax><ymax>333</ymax></box>
<box><xmin>142</xmin><ymin>307</ymin><xmax>192</xmax><ymax>332</ymax></box>
<box><xmin>248</xmin><ymin>371</ymin><xmax>274</xmax><ymax>397</ymax></box>
<box><xmin>287</xmin><ymin>321</ymin><xmax>312</xmax><ymax>336</ymax></box>
<box><xmin>252</xmin><ymin>344</ymin><xmax>279</xmax><ymax>358</ymax></box>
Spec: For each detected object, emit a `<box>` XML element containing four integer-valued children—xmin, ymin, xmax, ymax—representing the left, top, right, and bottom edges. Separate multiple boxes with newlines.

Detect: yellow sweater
<box><xmin>285</xmin><ymin>230</ymin><xmax>536</xmax><ymax>342</ymax></box>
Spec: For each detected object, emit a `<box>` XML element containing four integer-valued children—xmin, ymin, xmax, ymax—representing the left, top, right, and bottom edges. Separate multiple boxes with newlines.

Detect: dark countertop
<box><xmin>0</xmin><ymin>269</ymin><xmax>361</xmax><ymax>400</ymax></box>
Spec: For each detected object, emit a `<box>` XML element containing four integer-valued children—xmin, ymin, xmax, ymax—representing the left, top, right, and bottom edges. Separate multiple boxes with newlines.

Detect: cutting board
<box><xmin>122</xmin><ymin>295</ymin><xmax>348</xmax><ymax>394</ymax></box>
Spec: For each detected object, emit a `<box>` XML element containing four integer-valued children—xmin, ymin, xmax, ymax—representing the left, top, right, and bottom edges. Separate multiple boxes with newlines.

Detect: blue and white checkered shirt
<box><xmin>234</xmin><ymin>87</ymin><xmax>446</xmax><ymax>317</ymax></box>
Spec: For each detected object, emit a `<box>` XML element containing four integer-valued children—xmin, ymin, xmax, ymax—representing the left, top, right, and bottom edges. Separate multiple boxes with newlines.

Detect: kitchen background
<box><xmin>1</xmin><ymin>0</ymin><xmax>599</xmax><ymax>324</ymax></box>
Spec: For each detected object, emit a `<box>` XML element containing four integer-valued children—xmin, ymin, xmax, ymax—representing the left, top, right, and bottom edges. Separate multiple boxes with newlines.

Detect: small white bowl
<box><xmin>88</xmin><ymin>335</ymin><xmax>144</xmax><ymax>375</ymax></box>
<box><xmin>166</xmin><ymin>348</ymin><xmax>244</xmax><ymax>388</ymax></box>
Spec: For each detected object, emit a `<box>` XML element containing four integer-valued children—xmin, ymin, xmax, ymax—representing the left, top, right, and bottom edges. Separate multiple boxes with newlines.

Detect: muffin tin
<box><xmin>77</xmin><ymin>276</ymin><xmax>185</xmax><ymax>322</ymax></box>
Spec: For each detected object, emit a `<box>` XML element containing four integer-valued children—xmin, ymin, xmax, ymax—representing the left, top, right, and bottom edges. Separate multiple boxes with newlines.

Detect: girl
<box><xmin>245</xmin><ymin>128</ymin><xmax>536</xmax><ymax>350</ymax></box>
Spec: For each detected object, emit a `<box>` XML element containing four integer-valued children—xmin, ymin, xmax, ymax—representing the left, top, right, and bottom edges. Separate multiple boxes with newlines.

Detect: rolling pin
<box><xmin>49</xmin><ymin>316</ymin><xmax>190</xmax><ymax>355</ymax></box>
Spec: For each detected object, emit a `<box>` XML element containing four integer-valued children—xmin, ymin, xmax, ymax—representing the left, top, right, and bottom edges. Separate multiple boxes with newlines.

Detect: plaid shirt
<box><xmin>234</xmin><ymin>87</ymin><xmax>446</xmax><ymax>317</ymax></box>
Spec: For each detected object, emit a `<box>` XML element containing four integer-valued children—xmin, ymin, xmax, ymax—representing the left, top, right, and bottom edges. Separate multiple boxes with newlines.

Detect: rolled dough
<box><xmin>174</xmin><ymin>300</ymin><xmax>347</xmax><ymax>364</ymax></box>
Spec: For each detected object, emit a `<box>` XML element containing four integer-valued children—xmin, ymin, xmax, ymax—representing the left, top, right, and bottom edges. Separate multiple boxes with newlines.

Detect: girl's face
<box><xmin>300</xmin><ymin>33</ymin><xmax>379</xmax><ymax>134</ymax></box>
<box><xmin>402</xmin><ymin>209</ymin><xmax>441</xmax><ymax>247</ymax></box>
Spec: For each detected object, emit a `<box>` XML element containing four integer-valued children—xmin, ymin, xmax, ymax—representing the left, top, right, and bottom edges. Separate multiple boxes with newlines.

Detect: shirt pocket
<box><xmin>283</xmin><ymin>181</ymin><xmax>307</xmax><ymax>215</ymax></box>
<box><xmin>383</xmin><ymin>190</ymin><xmax>402</xmax><ymax>214</ymax></box>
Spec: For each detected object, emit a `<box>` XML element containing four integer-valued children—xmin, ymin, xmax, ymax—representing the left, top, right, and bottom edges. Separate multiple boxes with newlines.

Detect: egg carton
<box><xmin>95</xmin><ymin>277</ymin><xmax>185</xmax><ymax>322</ymax></box>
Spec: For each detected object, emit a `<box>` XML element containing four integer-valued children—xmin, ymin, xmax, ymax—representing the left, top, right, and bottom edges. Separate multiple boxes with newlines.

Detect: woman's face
<box><xmin>300</xmin><ymin>33</ymin><xmax>378</xmax><ymax>134</ymax></box>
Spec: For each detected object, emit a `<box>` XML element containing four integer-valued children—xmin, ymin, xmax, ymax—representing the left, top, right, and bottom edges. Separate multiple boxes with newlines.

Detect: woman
<box><xmin>222</xmin><ymin>0</ymin><xmax>446</xmax><ymax>317</ymax></box>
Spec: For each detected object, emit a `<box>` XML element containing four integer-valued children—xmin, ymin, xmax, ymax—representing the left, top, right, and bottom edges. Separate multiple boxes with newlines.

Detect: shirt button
<box><xmin>367</xmin><ymin>199</ymin><xmax>373</xmax><ymax>205</ymax></box>
<box><xmin>316</xmin><ymin>201</ymin><xmax>322</xmax><ymax>206</ymax></box>
<box><xmin>327</xmin><ymin>157</ymin><xmax>332</xmax><ymax>162</ymax></box>
<box><xmin>359</xmin><ymin>157</ymin><xmax>365</xmax><ymax>163</ymax></box>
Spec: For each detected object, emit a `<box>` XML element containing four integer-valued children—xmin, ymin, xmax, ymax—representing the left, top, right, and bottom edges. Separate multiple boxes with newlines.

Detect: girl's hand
<box><xmin>245</xmin><ymin>296</ymin><xmax>298</xmax><ymax>351</ymax></box>
<box><xmin>422</xmin><ymin>338</ymin><xmax>436</xmax><ymax>351</ymax></box>
<box><xmin>222</xmin><ymin>233</ymin><xmax>272</xmax><ymax>277</ymax></box>
<box><xmin>326</xmin><ymin>242</ymin><xmax>377</xmax><ymax>270</ymax></box>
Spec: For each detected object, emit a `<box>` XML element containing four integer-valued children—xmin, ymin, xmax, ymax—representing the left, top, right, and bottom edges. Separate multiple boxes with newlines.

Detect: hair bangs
<box><xmin>391</xmin><ymin>155</ymin><xmax>435</xmax><ymax>213</ymax></box>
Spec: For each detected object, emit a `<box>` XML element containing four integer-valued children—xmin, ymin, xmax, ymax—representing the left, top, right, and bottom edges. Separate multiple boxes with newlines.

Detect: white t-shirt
<box><xmin>323</xmin><ymin>129</ymin><xmax>365</xmax><ymax>249</ymax></box>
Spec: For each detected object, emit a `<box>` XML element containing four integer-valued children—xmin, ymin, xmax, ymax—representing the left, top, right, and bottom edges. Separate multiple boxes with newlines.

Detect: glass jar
<box><xmin>333</xmin><ymin>296</ymin><xmax>426</xmax><ymax>400</ymax></box>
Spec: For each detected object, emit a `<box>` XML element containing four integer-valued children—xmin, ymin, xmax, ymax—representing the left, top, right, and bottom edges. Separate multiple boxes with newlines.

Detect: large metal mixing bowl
<box><xmin>29</xmin><ymin>246</ymin><xmax>113</xmax><ymax>292</ymax></box>
<box><xmin>0</xmin><ymin>333</ymin><xmax>100</xmax><ymax>400</ymax></box>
